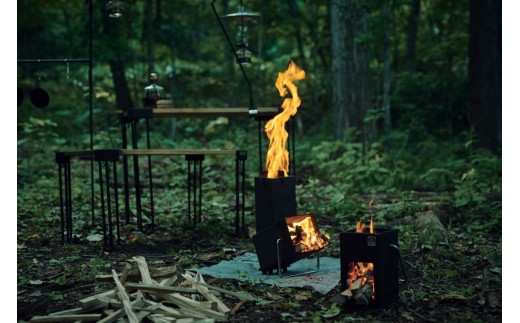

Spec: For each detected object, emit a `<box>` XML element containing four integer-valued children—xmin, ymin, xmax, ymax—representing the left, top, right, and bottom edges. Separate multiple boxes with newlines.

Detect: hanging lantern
<box><xmin>106</xmin><ymin>0</ymin><xmax>125</xmax><ymax>18</ymax></box>
<box><xmin>221</xmin><ymin>6</ymin><xmax>260</xmax><ymax>65</ymax></box>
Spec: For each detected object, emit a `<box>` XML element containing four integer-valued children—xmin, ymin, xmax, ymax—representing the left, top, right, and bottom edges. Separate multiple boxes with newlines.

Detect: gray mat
<box><xmin>189</xmin><ymin>252</ymin><xmax>340</xmax><ymax>294</ymax></box>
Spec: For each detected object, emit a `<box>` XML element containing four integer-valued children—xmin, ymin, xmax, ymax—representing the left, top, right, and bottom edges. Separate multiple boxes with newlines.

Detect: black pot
<box><xmin>30</xmin><ymin>87</ymin><xmax>50</xmax><ymax>108</ymax></box>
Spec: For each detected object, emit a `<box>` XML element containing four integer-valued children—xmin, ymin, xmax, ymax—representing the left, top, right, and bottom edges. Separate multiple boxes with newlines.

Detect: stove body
<box><xmin>253</xmin><ymin>176</ymin><xmax>326</xmax><ymax>274</ymax></box>
<box><xmin>339</xmin><ymin>228</ymin><xmax>399</xmax><ymax>308</ymax></box>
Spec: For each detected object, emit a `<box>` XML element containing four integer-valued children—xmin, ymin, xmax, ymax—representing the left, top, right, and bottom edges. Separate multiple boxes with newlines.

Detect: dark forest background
<box><xmin>17</xmin><ymin>0</ymin><xmax>502</xmax><ymax>218</ymax></box>
<box><xmin>16</xmin><ymin>0</ymin><xmax>506</xmax><ymax>320</ymax></box>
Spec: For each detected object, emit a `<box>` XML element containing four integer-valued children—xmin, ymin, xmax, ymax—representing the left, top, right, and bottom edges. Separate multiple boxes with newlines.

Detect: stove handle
<box><xmin>389</xmin><ymin>244</ymin><xmax>408</xmax><ymax>284</ymax></box>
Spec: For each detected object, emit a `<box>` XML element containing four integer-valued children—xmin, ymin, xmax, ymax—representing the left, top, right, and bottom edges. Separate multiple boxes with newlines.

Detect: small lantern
<box><xmin>221</xmin><ymin>6</ymin><xmax>260</xmax><ymax>65</ymax></box>
<box><xmin>143</xmin><ymin>73</ymin><xmax>165</xmax><ymax>108</ymax></box>
<box><xmin>106</xmin><ymin>0</ymin><xmax>125</xmax><ymax>18</ymax></box>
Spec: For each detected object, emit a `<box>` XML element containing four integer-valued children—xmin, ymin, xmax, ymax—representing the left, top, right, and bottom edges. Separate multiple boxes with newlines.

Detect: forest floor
<box><xmin>17</xmin><ymin>189</ymin><xmax>502</xmax><ymax>322</ymax></box>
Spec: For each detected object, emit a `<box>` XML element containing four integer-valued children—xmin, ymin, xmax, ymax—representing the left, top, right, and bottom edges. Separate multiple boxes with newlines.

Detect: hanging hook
<box><xmin>65</xmin><ymin>59</ymin><xmax>69</xmax><ymax>80</ymax></box>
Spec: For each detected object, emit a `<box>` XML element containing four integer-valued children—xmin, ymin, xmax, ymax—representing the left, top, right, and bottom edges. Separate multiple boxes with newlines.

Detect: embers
<box><xmin>336</xmin><ymin>228</ymin><xmax>400</xmax><ymax>308</ymax></box>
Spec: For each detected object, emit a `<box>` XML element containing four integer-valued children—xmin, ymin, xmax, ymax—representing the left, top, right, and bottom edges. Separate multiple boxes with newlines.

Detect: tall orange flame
<box><xmin>264</xmin><ymin>61</ymin><xmax>306</xmax><ymax>178</ymax></box>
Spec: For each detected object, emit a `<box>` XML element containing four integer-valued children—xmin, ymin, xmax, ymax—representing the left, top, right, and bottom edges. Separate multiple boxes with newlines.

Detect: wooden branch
<box><xmin>133</xmin><ymin>256</ymin><xmax>155</xmax><ymax>285</ymax></box>
<box><xmin>97</xmin><ymin>298</ymin><xmax>143</xmax><ymax>323</ymax></box>
<box><xmin>230</xmin><ymin>300</ymin><xmax>246</xmax><ymax>315</ymax></box>
<box><xmin>178</xmin><ymin>307</ymin><xmax>228</xmax><ymax>321</ymax></box>
<box><xmin>195</xmin><ymin>282</ymin><xmax>264</xmax><ymax>302</ymax></box>
<box><xmin>105</xmin><ymin>262</ymin><xmax>132</xmax><ymax>311</ymax></box>
<box><xmin>154</xmin><ymin>292</ymin><xmax>217</xmax><ymax>311</ymax></box>
<box><xmin>143</xmin><ymin>300</ymin><xmax>186</xmax><ymax>319</ymax></box>
<box><xmin>78</xmin><ymin>290</ymin><xmax>114</xmax><ymax>311</ymax></box>
<box><xmin>48</xmin><ymin>307</ymin><xmax>85</xmax><ymax>316</ymax></box>
<box><xmin>125</xmin><ymin>283</ymin><xmax>220</xmax><ymax>296</ymax></box>
<box><xmin>28</xmin><ymin>314</ymin><xmax>102</xmax><ymax>322</ymax></box>
<box><xmin>350</xmin><ymin>278</ymin><xmax>363</xmax><ymax>292</ymax></box>
<box><xmin>159</xmin><ymin>276</ymin><xmax>178</xmax><ymax>287</ymax></box>
<box><xmin>182</xmin><ymin>273</ymin><xmax>230</xmax><ymax>314</ymax></box>
<box><xmin>112</xmin><ymin>269</ymin><xmax>139</xmax><ymax>323</ymax></box>
<box><xmin>95</xmin><ymin>266</ymin><xmax>177</xmax><ymax>282</ymax></box>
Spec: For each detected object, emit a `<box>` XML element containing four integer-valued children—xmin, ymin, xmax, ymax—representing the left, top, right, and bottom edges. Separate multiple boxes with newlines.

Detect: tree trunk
<box><xmin>330</xmin><ymin>0</ymin><xmax>348</xmax><ymax>141</ymax></box>
<box><xmin>382</xmin><ymin>2</ymin><xmax>392</xmax><ymax>134</ymax></box>
<box><xmin>346</xmin><ymin>1</ymin><xmax>373</xmax><ymax>143</ymax></box>
<box><xmin>331</xmin><ymin>0</ymin><xmax>373</xmax><ymax>143</ymax></box>
<box><xmin>308</xmin><ymin>2</ymin><xmax>321</xmax><ymax>117</ymax></box>
<box><xmin>168</xmin><ymin>3</ymin><xmax>177</xmax><ymax>139</ymax></box>
<box><xmin>287</xmin><ymin>0</ymin><xmax>307</xmax><ymax>72</ymax></box>
<box><xmin>406</xmin><ymin>0</ymin><xmax>421</xmax><ymax>73</ymax></box>
<box><xmin>145</xmin><ymin>0</ymin><xmax>154</xmax><ymax>75</ymax></box>
<box><xmin>444</xmin><ymin>0</ymin><xmax>455</xmax><ymax>139</ymax></box>
<box><xmin>109</xmin><ymin>57</ymin><xmax>135</xmax><ymax>110</ymax></box>
<box><xmin>469</xmin><ymin>0</ymin><xmax>501</xmax><ymax>151</ymax></box>
<box><xmin>222</xmin><ymin>0</ymin><xmax>236</xmax><ymax>107</ymax></box>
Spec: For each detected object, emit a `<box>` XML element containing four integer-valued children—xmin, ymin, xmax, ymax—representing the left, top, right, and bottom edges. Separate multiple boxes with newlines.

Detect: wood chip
<box><xmin>230</xmin><ymin>300</ymin><xmax>246</xmax><ymax>315</ymax></box>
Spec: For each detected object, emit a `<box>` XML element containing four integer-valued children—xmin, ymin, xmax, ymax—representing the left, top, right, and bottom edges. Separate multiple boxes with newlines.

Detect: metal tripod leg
<box><xmin>276</xmin><ymin>238</ymin><xmax>320</xmax><ymax>278</ymax></box>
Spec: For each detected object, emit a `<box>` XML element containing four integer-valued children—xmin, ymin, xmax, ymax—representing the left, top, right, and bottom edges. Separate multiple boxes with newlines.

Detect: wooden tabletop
<box><xmin>120</xmin><ymin>149</ymin><xmax>238</xmax><ymax>156</ymax></box>
<box><xmin>150</xmin><ymin>107</ymin><xmax>280</xmax><ymax>118</ymax></box>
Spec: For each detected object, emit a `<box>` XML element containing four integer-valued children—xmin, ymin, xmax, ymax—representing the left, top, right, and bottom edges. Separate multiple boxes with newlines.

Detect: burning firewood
<box><xmin>354</xmin><ymin>283</ymin><xmax>373</xmax><ymax>306</ymax></box>
<box><xmin>341</xmin><ymin>277</ymin><xmax>374</xmax><ymax>305</ymax></box>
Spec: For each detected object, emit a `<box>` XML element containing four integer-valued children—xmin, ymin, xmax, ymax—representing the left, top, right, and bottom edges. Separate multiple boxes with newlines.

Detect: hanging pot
<box><xmin>18</xmin><ymin>88</ymin><xmax>24</xmax><ymax>107</ymax></box>
<box><xmin>30</xmin><ymin>87</ymin><xmax>50</xmax><ymax>108</ymax></box>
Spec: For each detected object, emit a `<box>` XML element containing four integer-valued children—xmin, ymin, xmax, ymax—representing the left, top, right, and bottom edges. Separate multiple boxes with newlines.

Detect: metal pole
<box><xmin>113</xmin><ymin>161</ymin><xmax>121</xmax><ymax>245</ymax></box>
<box><xmin>66</xmin><ymin>161</ymin><xmax>72</xmax><ymax>242</ymax></box>
<box><xmin>210</xmin><ymin>0</ymin><xmax>255</xmax><ymax>112</ymax></box>
<box><xmin>98</xmin><ymin>161</ymin><xmax>107</xmax><ymax>248</ymax></box>
<box><xmin>235</xmin><ymin>157</ymin><xmax>239</xmax><ymax>235</ymax></box>
<box><xmin>258</xmin><ymin>120</ymin><xmax>262</xmax><ymax>174</ymax></box>
<box><xmin>105</xmin><ymin>161</ymin><xmax>113</xmax><ymax>250</ymax></box>
<box><xmin>58</xmin><ymin>163</ymin><xmax>65</xmax><ymax>243</ymax></box>
<box><xmin>146</xmin><ymin>119</ymin><xmax>155</xmax><ymax>231</ymax></box>
<box><xmin>17</xmin><ymin>58</ymin><xmax>90</xmax><ymax>64</ymax></box>
<box><xmin>88</xmin><ymin>0</ymin><xmax>95</xmax><ymax>226</ymax></box>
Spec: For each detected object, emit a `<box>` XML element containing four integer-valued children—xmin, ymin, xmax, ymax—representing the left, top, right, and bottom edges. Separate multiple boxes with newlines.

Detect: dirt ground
<box><xmin>17</xmin><ymin>209</ymin><xmax>502</xmax><ymax>323</ymax></box>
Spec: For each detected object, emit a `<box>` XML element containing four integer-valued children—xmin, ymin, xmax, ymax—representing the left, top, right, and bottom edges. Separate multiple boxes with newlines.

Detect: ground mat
<box><xmin>189</xmin><ymin>252</ymin><xmax>340</xmax><ymax>294</ymax></box>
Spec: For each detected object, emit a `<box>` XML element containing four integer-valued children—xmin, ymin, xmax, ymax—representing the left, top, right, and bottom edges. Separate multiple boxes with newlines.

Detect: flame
<box><xmin>264</xmin><ymin>61</ymin><xmax>306</xmax><ymax>178</ymax></box>
<box><xmin>346</xmin><ymin>199</ymin><xmax>376</xmax><ymax>300</ymax></box>
<box><xmin>347</xmin><ymin>262</ymin><xmax>375</xmax><ymax>296</ymax></box>
<box><xmin>287</xmin><ymin>216</ymin><xmax>329</xmax><ymax>252</ymax></box>
<box><xmin>369</xmin><ymin>198</ymin><xmax>374</xmax><ymax>234</ymax></box>
<box><xmin>356</xmin><ymin>199</ymin><xmax>374</xmax><ymax>233</ymax></box>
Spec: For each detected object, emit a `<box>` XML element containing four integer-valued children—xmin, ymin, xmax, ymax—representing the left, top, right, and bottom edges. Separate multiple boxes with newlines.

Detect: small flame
<box><xmin>346</xmin><ymin>199</ymin><xmax>376</xmax><ymax>301</ymax></box>
<box><xmin>287</xmin><ymin>216</ymin><xmax>329</xmax><ymax>252</ymax></box>
<box><xmin>369</xmin><ymin>198</ymin><xmax>374</xmax><ymax>234</ymax></box>
<box><xmin>264</xmin><ymin>61</ymin><xmax>306</xmax><ymax>178</ymax></box>
<box><xmin>356</xmin><ymin>199</ymin><xmax>374</xmax><ymax>233</ymax></box>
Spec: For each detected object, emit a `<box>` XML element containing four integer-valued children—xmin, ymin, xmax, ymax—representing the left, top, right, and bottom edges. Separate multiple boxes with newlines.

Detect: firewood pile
<box><xmin>28</xmin><ymin>256</ymin><xmax>259</xmax><ymax>322</ymax></box>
